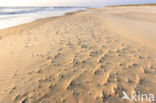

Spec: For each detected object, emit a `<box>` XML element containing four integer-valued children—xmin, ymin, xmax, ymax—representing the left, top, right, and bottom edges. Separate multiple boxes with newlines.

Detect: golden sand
<box><xmin>0</xmin><ymin>6</ymin><xmax>156</xmax><ymax>103</ymax></box>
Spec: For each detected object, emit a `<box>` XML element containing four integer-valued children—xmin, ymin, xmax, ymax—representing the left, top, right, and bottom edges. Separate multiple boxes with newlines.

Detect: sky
<box><xmin>0</xmin><ymin>0</ymin><xmax>156</xmax><ymax>7</ymax></box>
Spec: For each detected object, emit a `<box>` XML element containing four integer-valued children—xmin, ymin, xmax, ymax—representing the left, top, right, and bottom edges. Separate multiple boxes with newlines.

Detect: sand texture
<box><xmin>0</xmin><ymin>6</ymin><xmax>156</xmax><ymax>103</ymax></box>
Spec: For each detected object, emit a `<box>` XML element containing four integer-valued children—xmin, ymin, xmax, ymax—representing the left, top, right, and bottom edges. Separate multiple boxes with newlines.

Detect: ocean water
<box><xmin>0</xmin><ymin>7</ymin><xmax>86</xmax><ymax>29</ymax></box>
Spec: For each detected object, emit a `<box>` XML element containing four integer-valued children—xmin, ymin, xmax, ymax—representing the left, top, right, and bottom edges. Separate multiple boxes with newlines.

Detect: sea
<box><xmin>0</xmin><ymin>7</ymin><xmax>86</xmax><ymax>29</ymax></box>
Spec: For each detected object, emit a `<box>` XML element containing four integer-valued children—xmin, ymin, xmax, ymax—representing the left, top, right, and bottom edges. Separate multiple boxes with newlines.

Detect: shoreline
<box><xmin>0</xmin><ymin>8</ymin><xmax>87</xmax><ymax>32</ymax></box>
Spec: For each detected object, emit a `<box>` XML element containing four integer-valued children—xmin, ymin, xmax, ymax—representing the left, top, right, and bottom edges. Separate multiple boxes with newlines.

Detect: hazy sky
<box><xmin>0</xmin><ymin>0</ymin><xmax>156</xmax><ymax>7</ymax></box>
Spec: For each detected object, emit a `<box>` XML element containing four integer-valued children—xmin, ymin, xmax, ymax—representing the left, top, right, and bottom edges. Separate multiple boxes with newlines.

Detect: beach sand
<box><xmin>0</xmin><ymin>6</ymin><xmax>156</xmax><ymax>103</ymax></box>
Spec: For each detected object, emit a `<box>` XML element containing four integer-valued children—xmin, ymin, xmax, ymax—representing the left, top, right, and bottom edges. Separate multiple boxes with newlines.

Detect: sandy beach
<box><xmin>0</xmin><ymin>6</ymin><xmax>156</xmax><ymax>103</ymax></box>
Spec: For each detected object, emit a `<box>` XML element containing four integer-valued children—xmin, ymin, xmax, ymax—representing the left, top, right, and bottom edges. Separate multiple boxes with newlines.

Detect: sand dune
<box><xmin>0</xmin><ymin>6</ymin><xmax>156</xmax><ymax>103</ymax></box>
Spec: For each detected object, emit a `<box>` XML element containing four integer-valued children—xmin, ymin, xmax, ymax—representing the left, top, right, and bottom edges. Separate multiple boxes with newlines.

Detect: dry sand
<box><xmin>0</xmin><ymin>6</ymin><xmax>156</xmax><ymax>103</ymax></box>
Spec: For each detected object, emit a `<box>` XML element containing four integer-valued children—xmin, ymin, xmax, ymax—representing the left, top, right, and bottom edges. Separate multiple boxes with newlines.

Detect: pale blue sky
<box><xmin>0</xmin><ymin>0</ymin><xmax>156</xmax><ymax>7</ymax></box>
